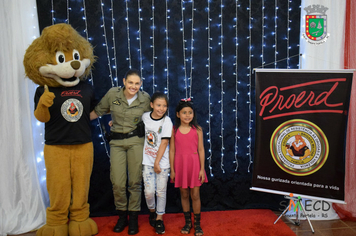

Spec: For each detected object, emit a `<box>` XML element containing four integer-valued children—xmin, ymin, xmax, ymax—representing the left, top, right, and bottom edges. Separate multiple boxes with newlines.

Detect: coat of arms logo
<box><xmin>302</xmin><ymin>5</ymin><xmax>329</xmax><ymax>45</ymax></box>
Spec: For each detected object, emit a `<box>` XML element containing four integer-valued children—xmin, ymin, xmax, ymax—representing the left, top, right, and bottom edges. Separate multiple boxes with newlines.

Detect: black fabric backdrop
<box><xmin>36</xmin><ymin>0</ymin><xmax>301</xmax><ymax>216</ymax></box>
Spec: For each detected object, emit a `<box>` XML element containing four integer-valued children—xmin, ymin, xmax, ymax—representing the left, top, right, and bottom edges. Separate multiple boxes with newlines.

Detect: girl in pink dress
<box><xmin>169</xmin><ymin>98</ymin><xmax>208</xmax><ymax>236</ymax></box>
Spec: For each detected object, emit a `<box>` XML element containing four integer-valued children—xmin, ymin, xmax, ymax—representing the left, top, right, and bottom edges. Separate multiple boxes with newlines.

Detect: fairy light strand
<box><xmin>110</xmin><ymin>0</ymin><xmax>118</xmax><ymax>85</ymax></box>
<box><xmin>189</xmin><ymin>1</ymin><xmax>195</xmax><ymax>98</ymax></box>
<box><xmin>247</xmin><ymin>0</ymin><xmax>252</xmax><ymax>172</ymax></box>
<box><xmin>287</xmin><ymin>0</ymin><xmax>291</xmax><ymax>68</ymax></box>
<box><xmin>66</xmin><ymin>0</ymin><xmax>70</xmax><ymax>24</ymax></box>
<box><xmin>82</xmin><ymin>0</ymin><xmax>110</xmax><ymax>158</ymax></box>
<box><xmin>125</xmin><ymin>0</ymin><xmax>132</xmax><ymax>69</ymax></box>
<box><xmin>262</xmin><ymin>0</ymin><xmax>265</xmax><ymax>67</ymax></box>
<box><xmin>206</xmin><ymin>0</ymin><xmax>213</xmax><ymax>177</ymax></box>
<box><xmin>181</xmin><ymin>0</ymin><xmax>188</xmax><ymax>98</ymax></box>
<box><xmin>82</xmin><ymin>1</ymin><xmax>94</xmax><ymax>85</ymax></box>
<box><xmin>219</xmin><ymin>0</ymin><xmax>225</xmax><ymax>173</ymax></box>
<box><xmin>151</xmin><ymin>0</ymin><xmax>156</xmax><ymax>93</ymax></box>
<box><xmin>274</xmin><ymin>0</ymin><xmax>278</xmax><ymax>68</ymax></box>
<box><xmin>99</xmin><ymin>0</ymin><xmax>114</xmax><ymax>87</ymax></box>
<box><xmin>82</xmin><ymin>2</ymin><xmax>90</xmax><ymax>43</ymax></box>
<box><xmin>165</xmin><ymin>0</ymin><xmax>170</xmax><ymax>101</ymax></box>
<box><xmin>258</xmin><ymin>53</ymin><xmax>301</xmax><ymax>68</ymax></box>
<box><xmin>138</xmin><ymin>0</ymin><xmax>144</xmax><ymax>88</ymax></box>
<box><xmin>233</xmin><ymin>0</ymin><xmax>239</xmax><ymax>171</ymax></box>
<box><xmin>51</xmin><ymin>0</ymin><xmax>54</xmax><ymax>24</ymax></box>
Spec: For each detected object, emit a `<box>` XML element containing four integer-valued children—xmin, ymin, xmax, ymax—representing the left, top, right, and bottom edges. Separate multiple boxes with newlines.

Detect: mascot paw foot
<box><xmin>69</xmin><ymin>218</ymin><xmax>98</xmax><ymax>236</ymax></box>
<box><xmin>36</xmin><ymin>224</ymin><xmax>68</xmax><ymax>236</ymax></box>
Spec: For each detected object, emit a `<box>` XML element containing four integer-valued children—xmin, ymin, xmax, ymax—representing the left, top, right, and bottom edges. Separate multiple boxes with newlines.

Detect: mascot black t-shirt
<box><xmin>35</xmin><ymin>82</ymin><xmax>96</xmax><ymax>145</ymax></box>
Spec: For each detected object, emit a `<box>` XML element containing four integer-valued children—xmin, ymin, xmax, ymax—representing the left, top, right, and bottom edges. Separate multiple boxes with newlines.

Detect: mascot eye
<box><xmin>73</xmin><ymin>49</ymin><xmax>80</xmax><ymax>60</ymax></box>
<box><xmin>56</xmin><ymin>51</ymin><xmax>66</xmax><ymax>64</ymax></box>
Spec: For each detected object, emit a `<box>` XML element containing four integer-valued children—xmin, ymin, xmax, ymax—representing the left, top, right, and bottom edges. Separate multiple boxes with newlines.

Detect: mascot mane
<box><xmin>23</xmin><ymin>23</ymin><xmax>95</xmax><ymax>87</ymax></box>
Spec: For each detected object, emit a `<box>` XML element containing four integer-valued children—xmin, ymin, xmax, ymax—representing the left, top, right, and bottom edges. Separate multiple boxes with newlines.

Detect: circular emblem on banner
<box><xmin>270</xmin><ymin>119</ymin><xmax>329</xmax><ymax>176</ymax></box>
<box><xmin>61</xmin><ymin>98</ymin><xmax>83</xmax><ymax>122</ymax></box>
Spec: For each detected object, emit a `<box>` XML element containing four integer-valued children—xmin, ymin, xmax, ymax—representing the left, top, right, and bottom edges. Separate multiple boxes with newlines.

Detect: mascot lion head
<box><xmin>292</xmin><ymin>133</ymin><xmax>307</xmax><ymax>151</ymax></box>
<box><xmin>23</xmin><ymin>23</ymin><xmax>95</xmax><ymax>87</ymax></box>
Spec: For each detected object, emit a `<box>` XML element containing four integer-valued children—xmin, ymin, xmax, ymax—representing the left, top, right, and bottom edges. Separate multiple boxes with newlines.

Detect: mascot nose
<box><xmin>71</xmin><ymin>61</ymin><xmax>81</xmax><ymax>70</ymax></box>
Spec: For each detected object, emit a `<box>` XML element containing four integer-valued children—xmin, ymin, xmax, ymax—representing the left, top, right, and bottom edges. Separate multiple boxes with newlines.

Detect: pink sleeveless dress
<box><xmin>173</xmin><ymin>126</ymin><xmax>208</xmax><ymax>188</ymax></box>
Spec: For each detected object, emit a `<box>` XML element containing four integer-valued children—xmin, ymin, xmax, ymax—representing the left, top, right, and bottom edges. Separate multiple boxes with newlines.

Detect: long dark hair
<box><xmin>174</xmin><ymin>99</ymin><xmax>200</xmax><ymax>132</ymax></box>
<box><xmin>151</xmin><ymin>91</ymin><xmax>169</xmax><ymax>116</ymax></box>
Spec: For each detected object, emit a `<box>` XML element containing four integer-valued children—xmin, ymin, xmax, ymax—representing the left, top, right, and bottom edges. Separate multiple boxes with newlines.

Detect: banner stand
<box><xmin>274</xmin><ymin>195</ymin><xmax>315</xmax><ymax>234</ymax></box>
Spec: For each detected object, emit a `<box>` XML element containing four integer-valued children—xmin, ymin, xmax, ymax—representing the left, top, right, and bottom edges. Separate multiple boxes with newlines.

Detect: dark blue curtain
<box><xmin>36</xmin><ymin>0</ymin><xmax>301</xmax><ymax>216</ymax></box>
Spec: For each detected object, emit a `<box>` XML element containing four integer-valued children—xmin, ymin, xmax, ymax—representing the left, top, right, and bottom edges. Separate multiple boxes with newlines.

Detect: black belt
<box><xmin>110</xmin><ymin>129</ymin><xmax>140</xmax><ymax>140</ymax></box>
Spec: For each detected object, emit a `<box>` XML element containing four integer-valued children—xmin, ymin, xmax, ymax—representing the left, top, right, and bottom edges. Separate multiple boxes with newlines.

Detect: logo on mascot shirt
<box><xmin>270</xmin><ymin>119</ymin><xmax>329</xmax><ymax>176</ymax></box>
<box><xmin>61</xmin><ymin>98</ymin><xmax>83</xmax><ymax>122</ymax></box>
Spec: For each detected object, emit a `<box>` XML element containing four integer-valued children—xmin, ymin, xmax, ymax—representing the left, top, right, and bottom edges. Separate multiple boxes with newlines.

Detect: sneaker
<box><xmin>155</xmin><ymin>220</ymin><xmax>165</xmax><ymax>234</ymax></box>
<box><xmin>149</xmin><ymin>211</ymin><xmax>156</xmax><ymax>227</ymax></box>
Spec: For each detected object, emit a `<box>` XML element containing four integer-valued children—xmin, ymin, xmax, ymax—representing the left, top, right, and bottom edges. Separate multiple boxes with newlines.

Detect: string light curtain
<box><xmin>35</xmin><ymin>0</ymin><xmax>301</xmax><ymax>214</ymax></box>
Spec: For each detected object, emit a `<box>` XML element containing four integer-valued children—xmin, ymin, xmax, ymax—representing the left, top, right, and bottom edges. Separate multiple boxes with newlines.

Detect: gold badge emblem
<box><xmin>270</xmin><ymin>119</ymin><xmax>329</xmax><ymax>176</ymax></box>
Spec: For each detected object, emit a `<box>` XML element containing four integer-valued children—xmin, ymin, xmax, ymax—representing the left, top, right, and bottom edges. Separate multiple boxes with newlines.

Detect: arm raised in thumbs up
<box><xmin>34</xmin><ymin>85</ymin><xmax>55</xmax><ymax>122</ymax></box>
<box><xmin>41</xmin><ymin>85</ymin><xmax>56</xmax><ymax>107</ymax></box>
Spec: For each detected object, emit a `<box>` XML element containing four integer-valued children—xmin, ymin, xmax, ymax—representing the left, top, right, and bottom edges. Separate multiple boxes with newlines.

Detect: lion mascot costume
<box><xmin>23</xmin><ymin>23</ymin><xmax>98</xmax><ymax>236</ymax></box>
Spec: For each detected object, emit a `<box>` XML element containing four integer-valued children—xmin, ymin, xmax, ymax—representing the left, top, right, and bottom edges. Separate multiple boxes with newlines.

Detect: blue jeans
<box><xmin>142</xmin><ymin>165</ymin><xmax>170</xmax><ymax>215</ymax></box>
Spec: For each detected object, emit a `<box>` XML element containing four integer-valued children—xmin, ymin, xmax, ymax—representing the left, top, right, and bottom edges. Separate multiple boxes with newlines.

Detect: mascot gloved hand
<box><xmin>23</xmin><ymin>23</ymin><xmax>98</xmax><ymax>236</ymax></box>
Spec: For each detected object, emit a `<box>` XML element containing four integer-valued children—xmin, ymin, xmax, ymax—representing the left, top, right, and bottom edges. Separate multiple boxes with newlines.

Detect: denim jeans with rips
<box><xmin>142</xmin><ymin>165</ymin><xmax>170</xmax><ymax>215</ymax></box>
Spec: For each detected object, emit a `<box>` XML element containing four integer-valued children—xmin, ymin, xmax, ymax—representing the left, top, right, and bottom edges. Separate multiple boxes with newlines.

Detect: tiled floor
<box><xmin>8</xmin><ymin>215</ymin><xmax>356</xmax><ymax>236</ymax></box>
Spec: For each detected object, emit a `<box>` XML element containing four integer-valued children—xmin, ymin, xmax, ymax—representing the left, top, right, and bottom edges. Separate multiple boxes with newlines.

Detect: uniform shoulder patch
<box><xmin>113</xmin><ymin>99</ymin><xmax>121</xmax><ymax>105</ymax></box>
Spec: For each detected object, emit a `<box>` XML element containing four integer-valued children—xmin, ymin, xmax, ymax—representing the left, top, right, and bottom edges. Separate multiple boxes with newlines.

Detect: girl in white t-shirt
<box><xmin>142</xmin><ymin>92</ymin><xmax>173</xmax><ymax>234</ymax></box>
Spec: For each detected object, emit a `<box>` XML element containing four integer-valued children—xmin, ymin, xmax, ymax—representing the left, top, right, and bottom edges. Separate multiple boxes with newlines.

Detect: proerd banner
<box><xmin>252</xmin><ymin>69</ymin><xmax>353</xmax><ymax>203</ymax></box>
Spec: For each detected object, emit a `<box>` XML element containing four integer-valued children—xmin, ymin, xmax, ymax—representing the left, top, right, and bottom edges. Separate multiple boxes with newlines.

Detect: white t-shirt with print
<box><xmin>142</xmin><ymin>112</ymin><xmax>173</xmax><ymax>169</ymax></box>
